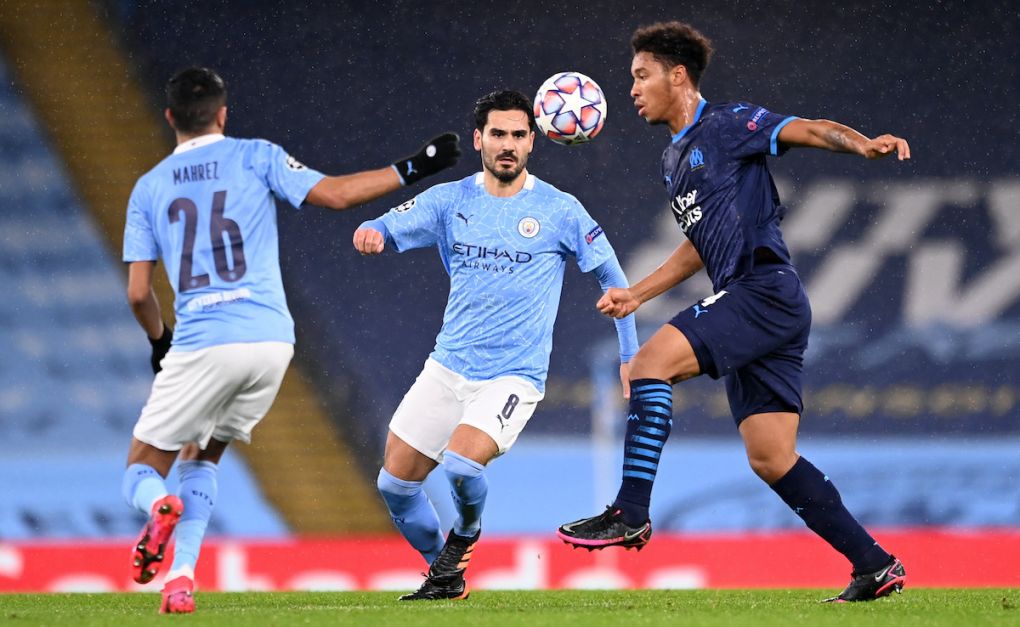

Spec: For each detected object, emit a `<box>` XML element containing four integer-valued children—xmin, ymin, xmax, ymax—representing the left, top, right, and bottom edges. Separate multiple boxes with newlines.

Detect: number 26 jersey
<box><xmin>122</xmin><ymin>135</ymin><xmax>325</xmax><ymax>350</ymax></box>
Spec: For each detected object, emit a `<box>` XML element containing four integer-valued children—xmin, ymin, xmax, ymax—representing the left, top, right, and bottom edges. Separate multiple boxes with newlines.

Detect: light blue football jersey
<box><xmin>123</xmin><ymin>135</ymin><xmax>325</xmax><ymax>350</ymax></box>
<box><xmin>377</xmin><ymin>172</ymin><xmax>617</xmax><ymax>392</ymax></box>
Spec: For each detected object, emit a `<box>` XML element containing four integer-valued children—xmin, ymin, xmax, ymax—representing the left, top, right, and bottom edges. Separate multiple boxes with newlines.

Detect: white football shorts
<box><xmin>389</xmin><ymin>358</ymin><xmax>544</xmax><ymax>461</ymax></box>
<box><xmin>133</xmin><ymin>341</ymin><xmax>294</xmax><ymax>451</ymax></box>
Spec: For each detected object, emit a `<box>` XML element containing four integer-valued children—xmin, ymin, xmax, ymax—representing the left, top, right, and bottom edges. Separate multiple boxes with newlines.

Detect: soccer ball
<box><xmin>533</xmin><ymin>72</ymin><xmax>607</xmax><ymax>146</ymax></box>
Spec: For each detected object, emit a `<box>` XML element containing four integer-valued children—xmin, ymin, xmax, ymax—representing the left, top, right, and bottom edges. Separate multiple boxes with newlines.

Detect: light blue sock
<box><xmin>443</xmin><ymin>451</ymin><xmax>487</xmax><ymax>537</ymax></box>
<box><xmin>376</xmin><ymin>468</ymin><xmax>444</xmax><ymax>565</ymax></box>
<box><xmin>122</xmin><ymin>463</ymin><xmax>169</xmax><ymax>514</ymax></box>
<box><xmin>168</xmin><ymin>460</ymin><xmax>218</xmax><ymax>575</ymax></box>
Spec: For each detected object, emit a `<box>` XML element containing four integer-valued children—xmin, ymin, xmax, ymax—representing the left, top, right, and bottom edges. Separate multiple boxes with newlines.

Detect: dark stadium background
<box><xmin>1</xmin><ymin>0</ymin><xmax>1017</xmax><ymax>592</ymax></box>
<box><xmin>113</xmin><ymin>0</ymin><xmax>1020</xmax><ymax>449</ymax></box>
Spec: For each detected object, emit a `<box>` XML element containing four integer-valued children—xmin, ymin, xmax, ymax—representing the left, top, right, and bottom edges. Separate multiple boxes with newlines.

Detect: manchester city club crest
<box><xmin>518</xmin><ymin>217</ymin><xmax>540</xmax><ymax>238</ymax></box>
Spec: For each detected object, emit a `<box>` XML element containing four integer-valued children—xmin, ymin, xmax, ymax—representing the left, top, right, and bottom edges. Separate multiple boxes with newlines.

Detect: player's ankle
<box><xmin>165</xmin><ymin>564</ymin><xmax>195</xmax><ymax>582</ymax></box>
<box><xmin>613</xmin><ymin>500</ymin><xmax>649</xmax><ymax>527</ymax></box>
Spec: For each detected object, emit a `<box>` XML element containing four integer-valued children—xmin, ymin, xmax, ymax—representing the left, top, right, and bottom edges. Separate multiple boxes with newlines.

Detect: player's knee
<box><xmin>629</xmin><ymin>345</ymin><xmax>699</xmax><ymax>382</ymax></box>
<box><xmin>376</xmin><ymin>467</ymin><xmax>421</xmax><ymax>502</ymax></box>
<box><xmin>442</xmin><ymin>450</ymin><xmax>486</xmax><ymax>487</ymax></box>
<box><xmin>627</xmin><ymin>352</ymin><xmax>664</xmax><ymax>380</ymax></box>
<box><xmin>746</xmin><ymin>453</ymin><xmax>794</xmax><ymax>484</ymax></box>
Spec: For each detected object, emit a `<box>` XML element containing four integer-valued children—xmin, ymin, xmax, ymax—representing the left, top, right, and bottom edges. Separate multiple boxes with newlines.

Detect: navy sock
<box><xmin>613</xmin><ymin>378</ymin><xmax>673</xmax><ymax>526</ymax></box>
<box><xmin>770</xmin><ymin>457</ymin><xmax>891</xmax><ymax>574</ymax></box>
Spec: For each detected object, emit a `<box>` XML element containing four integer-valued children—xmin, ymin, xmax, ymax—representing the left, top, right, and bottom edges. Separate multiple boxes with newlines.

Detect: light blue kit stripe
<box><xmin>638</xmin><ymin>392</ymin><xmax>673</xmax><ymax>403</ymax></box>
<box><xmin>643</xmin><ymin>414</ymin><xmax>671</xmax><ymax>425</ymax></box>
<box><xmin>626</xmin><ymin>446</ymin><xmax>661</xmax><ymax>460</ymax></box>
<box><xmin>770</xmin><ymin>116</ymin><xmax>798</xmax><ymax>155</ymax></box>
<box><xmin>638</xmin><ymin>425</ymin><xmax>667</xmax><ymax>437</ymax></box>
<box><xmin>629</xmin><ymin>435</ymin><xmax>666</xmax><ymax>447</ymax></box>
<box><xmin>632</xmin><ymin>383</ymin><xmax>672</xmax><ymax>394</ymax></box>
<box><xmin>640</xmin><ymin>408</ymin><xmax>673</xmax><ymax>418</ymax></box>
<box><xmin>624</xmin><ymin>458</ymin><xmax>659</xmax><ymax>471</ymax></box>
<box><xmin>623</xmin><ymin>469</ymin><xmax>657</xmax><ymax>481</ymax></box>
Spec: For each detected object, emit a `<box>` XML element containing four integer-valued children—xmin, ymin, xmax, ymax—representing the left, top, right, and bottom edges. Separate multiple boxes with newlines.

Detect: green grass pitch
<box><xmin>1</xmin><ymin>589</ymin><xmax>1017</xmax><ymax>626</ymax></box>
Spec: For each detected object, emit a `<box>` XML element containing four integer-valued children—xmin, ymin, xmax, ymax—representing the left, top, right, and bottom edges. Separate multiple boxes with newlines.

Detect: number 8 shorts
<box><xmin>388</xmin><ymin>358</ymin><xmax>545</xmax><ymax>462</ymax></box>
<box><xmin>133</xmin><ymin>341</ymin><xmax>294</xmax><ymax>450</ymax></box>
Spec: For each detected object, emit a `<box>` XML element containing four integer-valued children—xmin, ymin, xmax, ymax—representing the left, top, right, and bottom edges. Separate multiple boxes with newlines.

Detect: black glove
<box><xmin>149</xmin><ymin>324</ymin><xmax>173</xmax><ymax>374</ymax></box>
<box><xmin>392</xmin><ymin>132</ymin><xmax>461</xmax><ymax>186</ymax></box>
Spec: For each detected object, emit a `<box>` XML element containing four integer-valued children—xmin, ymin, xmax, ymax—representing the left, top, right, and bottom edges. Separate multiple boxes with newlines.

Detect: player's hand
<box><xmin>353</xmin><ymin>227</ymin><xmax>386</xmax><ymax>255</ymax></box>
<box><xmin>862</xmin><ymin>134</ymin><xmax>910</xmax><ymax>161</ymax></box>
<box><xmin>392</xmin><ymin>132</ymin><xmax>461</xmax><ymax>186</ymax></box>
<box><xmin>619</xmin><ymin>362</ymin><xmax>631</xmax><ymax>400</ymax></box>
<box><xmin>148</xmin><ymin>323</ymin><xmax>172</xmax><ymax>374</ymax></box>
<box><xmin>597</xmin><ymin>288</ymin><xmax>641</xmax><ymax>319</ymax></box>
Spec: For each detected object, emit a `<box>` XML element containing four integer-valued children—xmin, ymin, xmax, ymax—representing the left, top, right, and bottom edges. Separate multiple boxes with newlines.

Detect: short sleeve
<box><xmin>248</xmin><ymin>140</ymin><xmax>326</xmax><ymax>208</ymax></box>
<box><xmin>378</xmin><ymin>185</ymin><xmax>447</xmax><ymax>252</ymax></box>
<box><xmin>718</xmin><ymin>103</ymin><xmax>799</xmax><ymax>159</ymax></box>
<box><xmin>562</xmin><ymin>198</ymin><xmax>615</xmax><ymax>273</ymax></box>
<box><xmin>122</xmin><ymin>179</ymin><xmax>159</xmax><ymax>262</ymax></box>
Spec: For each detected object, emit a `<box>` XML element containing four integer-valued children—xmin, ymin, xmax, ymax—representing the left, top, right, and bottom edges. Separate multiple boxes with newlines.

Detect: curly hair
<box><xmin>631</xmin><ymin>22</ymin><xmax>714</xmax><ymax>86</ymax></box>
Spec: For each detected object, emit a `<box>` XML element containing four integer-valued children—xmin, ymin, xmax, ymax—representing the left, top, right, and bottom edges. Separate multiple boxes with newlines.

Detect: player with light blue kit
<box><xmin>121</xmin><ymin>67</ymin><xmax>460</xmax><ymax>614</ymax></box>
<box><xmin>354</xmin><ymin>90</ymin><xmax>639</xmax><ymax>601</ymax></box>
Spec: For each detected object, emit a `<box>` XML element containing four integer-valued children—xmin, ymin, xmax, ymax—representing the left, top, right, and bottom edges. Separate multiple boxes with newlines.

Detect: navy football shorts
<box><xmin>668</xmin><ymin>263</ymin><xmax>811</xmax><ymax>425</ymax></box>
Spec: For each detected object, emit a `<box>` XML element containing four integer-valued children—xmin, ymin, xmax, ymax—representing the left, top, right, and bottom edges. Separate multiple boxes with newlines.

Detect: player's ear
<box><xmin>473</xmin><ymin>128</ymin><xmax>482</xmax><ymax>152</ymax></box>
<box><xmin>164</xmin><ymin>108</ymin><xmax>176</xmax><ymax>130</ymax></box>
<box><xmin>671</xmin><ymin>64</ymin><xmax>688</xmax><ymax>87</ymax></box>
<box><xmin>216</xmin><ymin>106</ymin><xmax>227</xmax><ymax>131</ymax></box>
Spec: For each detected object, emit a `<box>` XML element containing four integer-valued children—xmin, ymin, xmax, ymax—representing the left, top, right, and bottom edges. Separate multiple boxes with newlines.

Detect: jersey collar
<box><xmin>173</xmin><ymin>133</ymin><xmax>226</xmax><ymax>155</ymax></box>
<box><xmin>473</xmin><ymin>172</ymin><xmax>536</xmax><ymax>190</ymax></box>
<box><xmin>671</xmin><ymin>99</ymin><xmax>707</xmax><ymax>144</ymax></box>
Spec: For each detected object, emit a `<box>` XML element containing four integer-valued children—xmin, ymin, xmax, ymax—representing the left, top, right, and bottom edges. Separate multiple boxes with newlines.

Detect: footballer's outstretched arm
<box><xmin>597</xmin><ymin>240</ymin><xmax>704</xmax><ymax>319</ymax></box>
<box><xmin>592</xmin><ymin>257</ymin><xmax>641</xmax><ymax>399</ymax></box>
<box><xmin>306</xmin><ymin>132</ymin><xmax>461</xmax><ymax>210</ymax></box>
<box><xmin>307</xmin><ymin>167</ymin><xmax>403</xmax><ymax>211</ymax></box>
<box><xmin>777</xmin><ymin>118</ymin><xmax>911</xmax><ymax>160</ymax></box>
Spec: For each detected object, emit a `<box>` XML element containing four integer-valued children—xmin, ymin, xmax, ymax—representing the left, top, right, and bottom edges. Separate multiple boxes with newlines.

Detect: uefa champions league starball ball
<box><xmin>533</xmin><ymin>72</ymin><xmax>607</xmax><ymax>145</ymax></box>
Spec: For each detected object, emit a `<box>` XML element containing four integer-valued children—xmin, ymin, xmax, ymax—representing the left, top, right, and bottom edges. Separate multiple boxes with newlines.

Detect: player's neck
<box><xmin>667</xmin><ymin>90</ymin><xmax>704</xmax><ymax>135</ymax></box>
<box><xmin>175</xmin><ymin>126</ymin><xmax>225</xmax><ymax>146</ymax></box>
<box><xmin>483</xmin><ymin>169</ymin><xmax>529</xmax><ymax>197</ymax></box>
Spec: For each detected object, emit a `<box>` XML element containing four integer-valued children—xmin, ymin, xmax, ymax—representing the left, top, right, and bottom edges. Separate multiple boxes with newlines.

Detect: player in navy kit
<box><xmin>120</xmin><ymin>67</ymin><xmax>459</xmax><ymax>613</ymax></box>
<box><xmin>556</xmin><ymin>22</ymin><xmax>911</xmax><ymax>602</ymax></box>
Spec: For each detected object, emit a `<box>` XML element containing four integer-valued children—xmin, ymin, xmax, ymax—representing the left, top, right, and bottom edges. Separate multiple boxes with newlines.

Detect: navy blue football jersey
<box><xmin>661</xmin><ymin>99</ymin><xmax>798</xmax><ymax>291</ymax></box>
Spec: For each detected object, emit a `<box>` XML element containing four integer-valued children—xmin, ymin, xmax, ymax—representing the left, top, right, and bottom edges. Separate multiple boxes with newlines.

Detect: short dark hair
<box><xmin>166</xmin><ymin>67</ymin><xmax>227</xmax><ymax>134</ymax></box>
<box><xmin>631</xmin><ymin>22</ymin><xmax>714</xmax><ymax>86</ymax></box>
<box><xmin>473</xmin><ymin>90</ymin><xmax>537</xmax><ymax>132</ymax></box>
